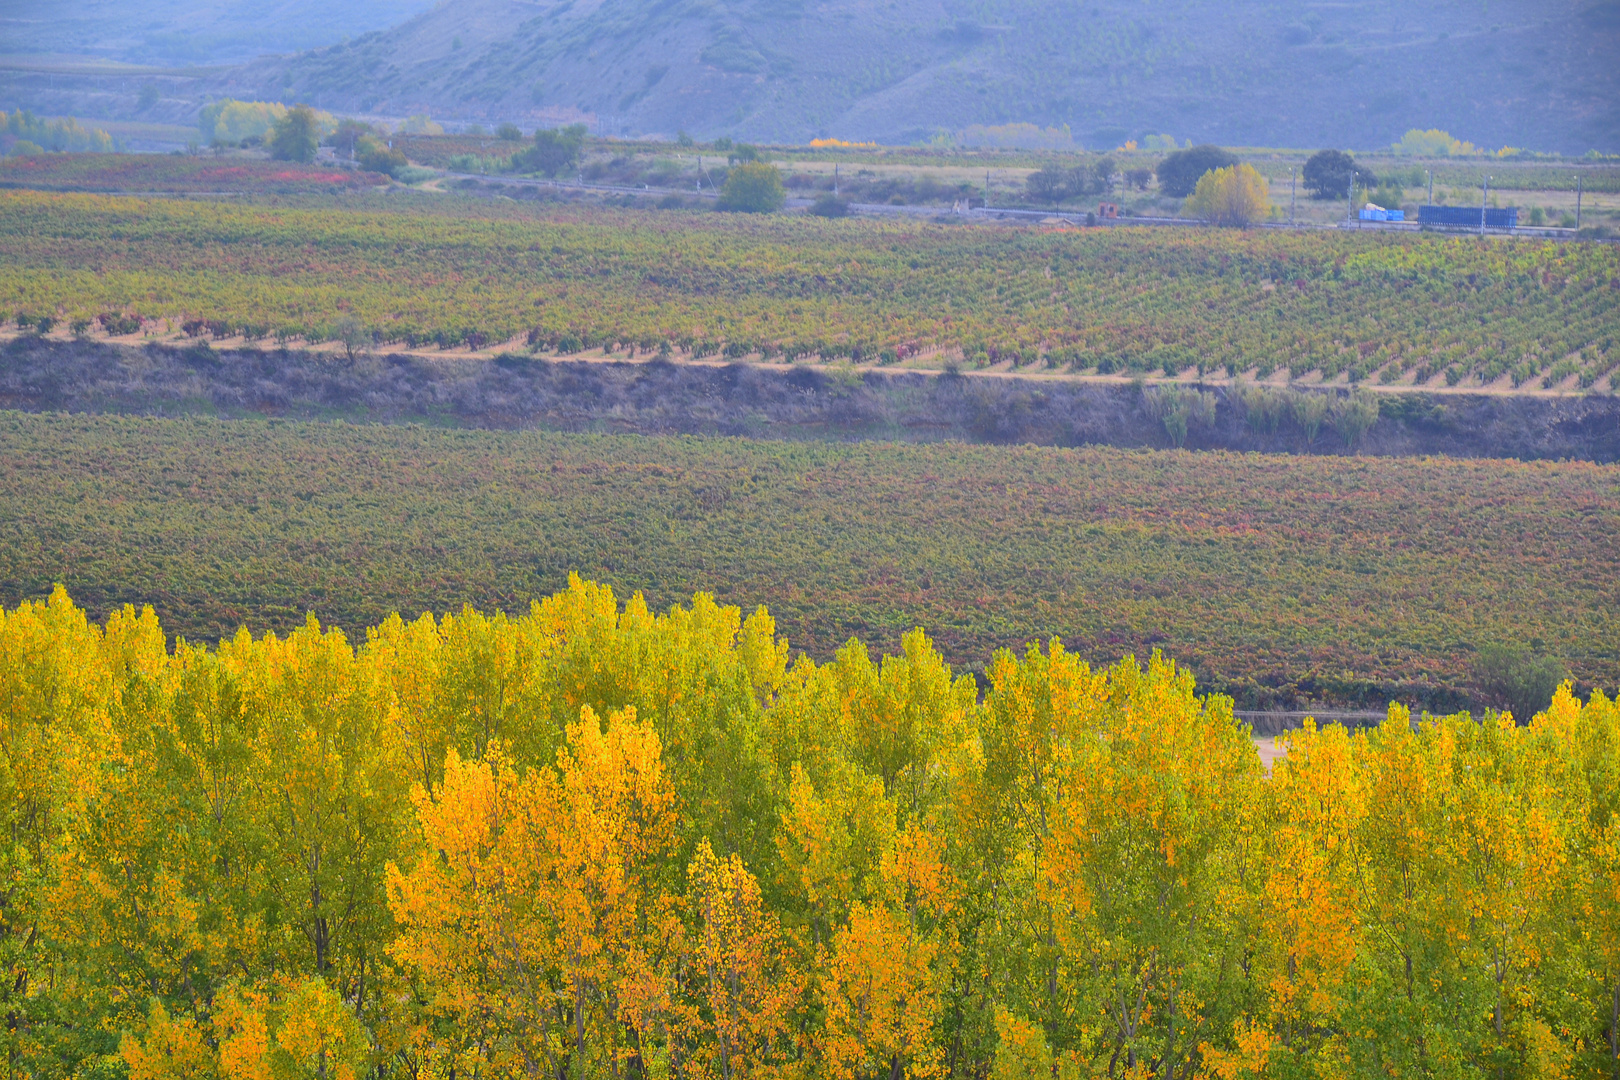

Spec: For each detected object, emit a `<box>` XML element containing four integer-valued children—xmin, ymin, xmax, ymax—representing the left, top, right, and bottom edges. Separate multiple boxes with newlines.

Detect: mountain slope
<box><xmin>212</xmin><ymin>0</ymin><xmax>1619</xmax><ymax>152</ymax></box>
<box><xmin>3</xmin><ymin>0</ymin><xmax>434</xmax><ymax>66</ymax></box>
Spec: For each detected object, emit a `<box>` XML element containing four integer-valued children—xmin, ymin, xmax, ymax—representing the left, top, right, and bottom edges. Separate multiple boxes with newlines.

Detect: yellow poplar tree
<box><xmin>1184</xmin><ymin>164</ymin><xmax>1271</xmax><ymax>227</ymax></box>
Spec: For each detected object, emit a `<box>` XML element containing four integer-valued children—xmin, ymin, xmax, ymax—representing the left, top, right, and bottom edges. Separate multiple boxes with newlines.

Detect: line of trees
<box><xmin>3</xmin><ymin>582</ymin><xmax>1618</xmax><ymax>1079</ymax></box>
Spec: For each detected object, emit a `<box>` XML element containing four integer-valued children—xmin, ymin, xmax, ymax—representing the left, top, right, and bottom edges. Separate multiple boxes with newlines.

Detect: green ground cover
<box><xmin>2</xmin><ymin>411</ymin><xmax>1614</xmax><ymax>708</ymax></box>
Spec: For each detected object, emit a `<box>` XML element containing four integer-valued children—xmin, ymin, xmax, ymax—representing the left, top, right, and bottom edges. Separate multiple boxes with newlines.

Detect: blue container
<box><xmin>1419</xmin><ymin>205</ymin><xmax>1519</xmax><ymax>228</ymax></box>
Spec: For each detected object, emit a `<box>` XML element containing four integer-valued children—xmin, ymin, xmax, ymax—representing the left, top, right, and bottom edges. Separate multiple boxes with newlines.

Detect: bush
<box><xmin>716</xmin><ymin>162</ymin><xmax>786</xmax><ymax>213</ymax></box>
<box><xmin>357</xmin><ymin>136</ymin><xmax>408</xmax><ymax>177</ymax></box>
<box><xmin>495</xmin><ymin>123</ymin><xmax>524</xmax><ymax>141</ymax></box>
<box><xmin>1291</xmin><ymin>391</ymin><xmax>1329</xmax><ymax>443</ymax></box>
<box><xmin>809</xmin><ymin>193</ymin><xmax>850</xmax><ymax>217</ymax></box>
<box><xmin>1329</xmin><ymin>390</ymin><xmax>1380</xmax><ymax>448</ymax></box>
<box><xmin>1472</xmin><ymin>644</ymin><xmax>1567</xmax><ymax>722</ymax></box>
<box><xmin>1183</xmin><ymin>164</ymin><xmax>1270</xmax><ymax>227</ymax></box>
<box><xmin>1155</xmin><ymin>144</ymin><xmax>1238</xmax><ymax>198</ymax></box>
<box><xmin>1143</xmin><ymin>385</ymin><xmax>1216</xmax><ymax>447</ymax></box>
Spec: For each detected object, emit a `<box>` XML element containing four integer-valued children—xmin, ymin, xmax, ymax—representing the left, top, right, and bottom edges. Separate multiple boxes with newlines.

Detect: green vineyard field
<box><xmin>2</xmin><ymin>190</ymin><xmax>1617</xmax><ymax>390</ymax></box>
<box><xmin>2</xmin><ymin>411</ymin><xmax>1614</xmax><ymax>708</ymax></box>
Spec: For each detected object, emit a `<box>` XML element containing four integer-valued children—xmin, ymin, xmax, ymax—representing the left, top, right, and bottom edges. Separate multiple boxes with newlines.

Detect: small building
<box><xmin>1097</xmin><ymin>202</ymin><xmax>1120</xmax><ymax>219</ymax></box>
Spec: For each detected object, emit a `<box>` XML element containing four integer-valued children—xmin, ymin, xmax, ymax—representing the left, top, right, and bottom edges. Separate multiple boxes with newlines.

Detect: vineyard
<box><xmin>2</xmin><ymin>190</ymin><xmax>1617</xmax><ymax>391</ymax></box>
<box><xmin>0</xmin><ymin>153</ymin><xmax>389</xmax><ymax>193</ymax></box>
<box><xmin>3</xmin><ymin>581</ymin><xmax>1619</xmax><ymax>1079</ymax></box>
<box><xmin>2</xmin><ymin>411</ymin><xmax>1615</xmax><ymax>708</ymax></box>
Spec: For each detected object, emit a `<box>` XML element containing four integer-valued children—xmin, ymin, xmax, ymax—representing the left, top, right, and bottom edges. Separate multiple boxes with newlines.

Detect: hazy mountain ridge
<box><xmin>200</xmin><ymin>0</ymin><xmax>1620</xmax><ymax>152</ymax></box>
<box><xmin>2</xmin><ymin>0</ymin><xmax>435</xmax><ymax>66</ymax></box>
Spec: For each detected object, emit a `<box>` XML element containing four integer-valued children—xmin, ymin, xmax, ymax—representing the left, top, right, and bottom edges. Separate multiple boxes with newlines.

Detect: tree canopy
<box><xmin>717</xmin><ymin>161</ymin><xmax>786</xmax><ymax>212</ymax></box>
<box><xmin>3</xmin><ymin>583</ymin><xmax>1618</xmax><ymax>1079</ymax></box>
<box><xmin>1184</xmin><ymin>163</ymin><xmax>1271</xmax><ymax>226</ymax></box>
<box><xmin>1303</xmin><ymin>148</ymin><xmax>1378</xmax><ymax>199</ymax></box>
<box><xmin>1154</xmin><ymin>143</ymin><xmax>1239</xmax><ymax>197</ymax></box>
<box><xmin>514</xmin><ymin>123</ymin><xmax>588</xmax><ymax>177</ymax></box>
<box><xmin>268</xmin><ymin>104</ymin><xmax>321</xmax><ymax>163</ymax></box>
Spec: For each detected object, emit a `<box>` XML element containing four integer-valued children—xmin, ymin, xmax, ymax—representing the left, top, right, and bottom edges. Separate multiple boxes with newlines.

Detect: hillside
<box><xmin>2</xmin><ymin>0</ymin><xmax>433</xmax><ymax>66</ymax></box>
<box><xmin>203</xmin><ymin>0</ymin><xmax>1620</xmax><ymax>152</ymax></box>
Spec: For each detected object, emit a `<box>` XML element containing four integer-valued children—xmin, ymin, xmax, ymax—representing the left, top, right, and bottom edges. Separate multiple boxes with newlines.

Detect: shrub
<box><xmin>809</xmin><ymin>193</ymin><xmax>850</xmax><ymax>217</ymax></box>
<box><xmin>1329</xmin><ymin>390</ymin><xmax>1380</xmax><ymax>448</ymax></box>
<box><xmin>98</xmin><ymin>311</ymin><xmax>143</xmax><ymax>336</ymax></box>
<box><xmin>1291</xmin><ymin>391</ymin><xmax>1329</xmax><ymax>443</ymax></box>
<box><xmin>716</xmin><ymin>162</ymin><xmax>786</xmax><ymax>213</ymax></box>
<box><xmin>1236</xmin><ymin>384</ymin><xmax>1287</xmax><ymax>434</ymax></box>
<box><xmin>357</xmin><ymin>136</ymin><xmax>407</xmax><ymax>177</ymax></box>
<box><xmin>1155</xmin><ymin>144</ymin><xmax>1238</xmax><ymax>198</ymax></box>
<box><xmin>1143</xmin><ymin>385</ymin><xmax>1216</xmax><ymax>447</ymax></box>
<box><xmin>495</xmin><ymin>123</ymin><xmax>524</xmax><ymax>141</ymax></box>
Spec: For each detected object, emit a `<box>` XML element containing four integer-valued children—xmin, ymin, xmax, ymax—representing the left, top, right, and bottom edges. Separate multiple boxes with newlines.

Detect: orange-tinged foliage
<box><xmin>3</xmin><ymin>583</ymin><xmax>1618</xmax><ymax>1078</ymax></box>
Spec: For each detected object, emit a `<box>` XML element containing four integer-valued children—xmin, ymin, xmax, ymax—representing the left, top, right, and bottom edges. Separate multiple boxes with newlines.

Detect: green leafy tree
<box><xmin>356</xmin><ymin>135</ymin><xmax>406</xmax><ymax>177</ymax></box>
<box><xmin>1154</xmin><ymin>144</ymin><xmax>1238</xmax><ymax>198</ymax></box>
<box><xmin>495</xmin><ymin>122</ymin><xmax>523</xmax><ymax>141</ymax></box>
<box><xmin>332</xmin><ymin>119</ymin><xmax>371</xmax><ymax>159</ymax></box>
<box><xmin>1472</xmin><ymin>644</ymin><xmax>1567</xmax><ymax>721</ymax></box>
<box><xmin>717</xmin><ymin>162</ymin><xmax>786</xmax><ymax>212</ymax></box>
<box><xmin>514</xmin><ymin>124</ymin><xmax>587</xmax><ymax>177</ymax></box>
<box><xmin>1024</xmin><ymin>167</ymin><xmax>1074</xmax><ymax>204</ymax></box>
<box><xmin>1303</xmin><ymin>149</ymin><xmax>1377</xmax><ymax>200</ymax></box>
<box><xmin>269</xmin><ymin>105</ymin><xmax>321</xmax><ymax>164</ymax></box>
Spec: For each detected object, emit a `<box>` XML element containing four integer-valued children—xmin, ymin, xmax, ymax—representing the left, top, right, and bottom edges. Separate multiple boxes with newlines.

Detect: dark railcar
<box><xmin>1419</xmin><ymin>205</ymin><xmax>1520</xmax><ymax>228</ymax></box>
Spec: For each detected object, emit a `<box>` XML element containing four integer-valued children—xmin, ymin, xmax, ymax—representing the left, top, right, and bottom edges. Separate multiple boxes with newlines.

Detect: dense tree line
<box><xmin>3</xmin><ymin>582</ymin><xmax>1619</xmax><ymax>1078</ymax></box>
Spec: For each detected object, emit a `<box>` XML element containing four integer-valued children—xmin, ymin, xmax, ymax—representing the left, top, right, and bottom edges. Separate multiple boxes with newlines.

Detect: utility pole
<box><xmin>1289</xmin><ymin>166</ymin><xmax>1296</xmax><ymax>225</ymax></box>
<box><xmin>1348</xmin><ymin>171</ymin><xmax>1356</xmax><ymax>225</ymax></box>
<box><xmin>1427</xmin><ymin>168</ymin><xmax>1433</xmax><ymax>204</ymax></box>
<box><xmin>1481</xmin><ymin>175</ymin><xmax>1491</xmax><ymax>236</ymax></box>
<box><xmin>834</xmin><ymin>162</ymin><xmax>838</xmax><ymax>196</ymax></box>
<box><xmin>1576</xmin><ymin>174</ymin><xmax>1582</xmax><ymax>230</ymax></box>
<box><xmin>985</xmin><ymin>169</ymin><xmax>991</xmax><ymax>209</ymax></box>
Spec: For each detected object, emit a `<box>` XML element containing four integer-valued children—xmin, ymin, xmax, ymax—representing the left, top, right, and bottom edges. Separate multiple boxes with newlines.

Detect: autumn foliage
<box><xmin>4</xmin><ymin>579</ymin><xmax>1620</xmax><ymax>1078</ymax></box>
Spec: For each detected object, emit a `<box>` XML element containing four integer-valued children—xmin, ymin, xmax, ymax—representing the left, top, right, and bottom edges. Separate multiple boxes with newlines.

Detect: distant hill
<box><xmin>2</xmin><ymin>0</ymin><xmax>433</xmax><ymax>67</ymax></box>
<box><xmin>201</xmin><ymin>0</ymin><xmax>1620</xmax><ymax>153</ymax></box>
